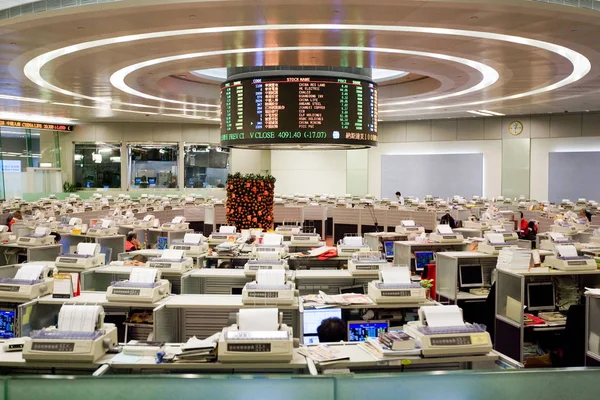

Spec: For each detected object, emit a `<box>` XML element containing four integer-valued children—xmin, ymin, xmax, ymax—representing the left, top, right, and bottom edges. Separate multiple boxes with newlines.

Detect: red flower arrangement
<box><xmin>225</xmin><ymin>173</ymin><xmax>276</xmax><ymax>230</ymax></box>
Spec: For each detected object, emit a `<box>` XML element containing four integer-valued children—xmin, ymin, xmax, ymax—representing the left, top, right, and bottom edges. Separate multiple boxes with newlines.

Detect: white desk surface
<box><xmin>0</xmin><ymin>346</ymin><xmax>110</xmax><ymax>368</ymax></box>
<box><xmin>0</xmin><ymin>243</ymin><xmax>60</xmax><ymax>250</ymax></box>
<box><xmin>501</xmin><ymin>268</ymin><xmax>600</xmax><ymax>277</ymax></box>
<box><xmin>63</xmin><ymin>233</ymin><xmax>125</xmax><ymax>240</ymax></box>
<box><xmin>147</xmin><ymin>228</ymin><xmax>193</xmax><ymax>233</ymax></box>
<box><xmin>162</xmin><ymin>294</ymin><xmax>299</xmax><ymax>309</ymax></box>
<box><xmin>107</xmin><ymin>344</ymin><xmax>307</xmax><ymax>371</ymax></box>
<box><xmin>129</xmin><ymin>249</ymin><xmax>164</xmax><ymax>257</ymax></box>
<box><xmin>188</xmin><ymin>268</ymin><xmax>249</xmax><ymax>278</ymax></box>
<box><xmin>90</xmin><ymin>265</ymin><xmax>135</xmax><ymax>274</ymax></box>
<box><xmin>294</xmin><ymin>270</ymin><xmax>355</xmax><ymax>279</ymax></box>
<box><xmin>437</xmin><ymin>251</ymin><xmax>496</xmax><ymax>258</ymax></box>
<box><xmin>309</xmin><ymin>343</ymin><xmax>498</xmax><ymax>370</ymax></box>
<box><xmin>395</xmin><ymin>241</ymin><xmax>468</xmax><ymax>247</ymax></box>
<box><xmin>303</xmin><ymin>299</ymin><xmax>437</xmax><ymax>310</ymax></box>
<box><xmin>456</xmin><ymin>291</ymin><xmax>489</xmax><ymax>301</ymax></box>
<box><xmin>454</xmin><ymin>228</ymin><xmax>485</xmax><ymax>233</ymax></box>
<box><xmin>35</xmin><ymin>291</ymin><xmax>170</xmax><ymax>307</ymax></box>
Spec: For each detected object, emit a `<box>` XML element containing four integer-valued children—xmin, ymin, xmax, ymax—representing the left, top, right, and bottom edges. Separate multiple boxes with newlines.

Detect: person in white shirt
<box><xmin>395</xmin><ymin>191</ymin><xmax>404</xmax><ymax>205</ymax></box>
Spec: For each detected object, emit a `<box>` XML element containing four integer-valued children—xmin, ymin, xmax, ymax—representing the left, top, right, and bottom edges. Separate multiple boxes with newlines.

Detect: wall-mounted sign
<box><xmin>0</xmin><ymin>119</ymin><xmax>74</xmax><ymax>131</ymax></box>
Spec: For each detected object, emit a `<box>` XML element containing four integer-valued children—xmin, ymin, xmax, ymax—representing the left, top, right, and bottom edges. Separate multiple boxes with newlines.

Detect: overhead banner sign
<box><xmin>0</xmin><ymin>119</ymin><xmax>74</xmax><ymax>131</ymax></box>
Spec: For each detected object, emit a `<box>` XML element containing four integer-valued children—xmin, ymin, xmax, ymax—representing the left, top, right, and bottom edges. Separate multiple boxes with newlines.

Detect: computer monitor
<box><xmin>134</xmin><ymin>177</ymin><xmax>142</xmax><ymax>185</ymax></box>
<box><xmin>414</xmin><ymin>251</ymin><xmax>435</xmax><ymax>272</ymax></box>
<box><xmin>0</xmin><ymin>308</ymin><xmax>16</xmax><ymax>339</ymax></box>
<box><xmin>231</xmin><ymin>287</ymin><xmax>243</xmax><ymax>295</ymax></box>
<box><xmin>302</xmin><ymin>308</ymin><xmax>342</xmax><ymax>345</ymax></box>
<box><xmin>527</xmin><ymin>282</ymin><xmax>556</xmax><ymax>311</ymax></box>
<box><xmin>340</xmin><ymin>285</ymin><xmax>365</xmax><ymax>295</ymax></box>
<box><xmin>384</xmin><ymin>241</ymin><xmax>395</xmax><ymax>258</ymax></box>
<box><xmin>347</xmin><ymin>320</ymin><xmax>389</xmax><ymax>342</ymax></box>
<box><xmin>148</xmin><ymin>177</ymin><xmax>156</xmax><ymax>185</ymax></box>
<box><xmin>459</xmin><ymin>265</ymin><xmax>484</xmax><ymax>288</ymax></box>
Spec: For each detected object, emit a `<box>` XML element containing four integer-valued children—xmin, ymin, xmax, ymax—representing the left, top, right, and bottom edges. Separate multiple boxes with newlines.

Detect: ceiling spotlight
<box><xmin>77</xmin><ymin>26</ymin><xmax>84</xmax><ymax>30</ymax></box>
<box><xmin>189</xmin><ymin>15</ymin><xmax>196</xmax><ymax>19</ymax></box>
<box><xmin>470</xmin><ymin>16</ymin><xmax>478</xmax><ymax>19</ymax></box>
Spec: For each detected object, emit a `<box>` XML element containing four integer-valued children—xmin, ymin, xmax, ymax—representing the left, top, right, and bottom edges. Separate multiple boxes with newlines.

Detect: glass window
<box><xmin>1</xmin><ymin>128</ymin><xmax>41</xmax><ymax>199</ymax></box>
<box><xmin>183</xmin><ymin>144</ymin><xmax>230</xmax><ymax>188</ymax></box>
<box><xmin>73</xmin><ymin>143</ymin><xmax>121</xmax><ymax>189</ymax></box>
<box><xmin>128</xmin><ymin>143</ymin><xmax>179</xmax><ymax>189</ymax></box>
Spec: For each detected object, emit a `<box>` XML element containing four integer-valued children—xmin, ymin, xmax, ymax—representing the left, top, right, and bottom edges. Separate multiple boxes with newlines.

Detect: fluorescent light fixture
<box><xmin>0</xmin><ymin>95</ymin><xmax>47</xmax><ymax>104</ymax></box>
<box><xmin>478</xmin><ymin>110</ymin><xmax>505</xmax><ymax>116</ymax></box>
<box><xmin>23</xmin><ymin>24</ymin><xmax>592</xmax><ymax>115</ymax></box>
<box><xmin>98</xmin><ymin>148</ymin><xmax>113</xmax><ymax>153</ymax></box>
<box><xmin>74</xmin><ymin>154</ymin><xmax>83</xmax><ymax>161</ymax></box>
<box><xmin>109</xmin><ymin>156</ymin><xmax>121</xmax><ymax>162</ymax></box>
<box><xmin>467</xmin><ymin>110</ymin><xmax>494</xmax><ymax>116</ymax></box>
<box><xmin>39</xmin><ymin>162</ymin><xmax>52</xmax><ymax>168</ymax></box>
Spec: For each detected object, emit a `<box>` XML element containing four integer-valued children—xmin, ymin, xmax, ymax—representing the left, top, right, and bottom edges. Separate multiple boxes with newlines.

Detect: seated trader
<box><xmin>317</xmin><ymin>317</ymin><xmax>347</xmax><ymax>343</ymax></box>
<box><xmin>7</xmin><ymin>210</ymin><xmax>22</xmax><ymax>232</ymax></box>
<box><xmin>519</xmin><ymin>212</ymin><xmax>528</xmax><ymax>233</ymax></box>
<box><xmin>124</xmin><ymin>254</ymin><xmax>148</xmax><ymax>266</ymax></box>
<box><xmin>125</xmin><ymin>232</ymin><xmax>141</xmax><ymax>252</ymax></box>
<box><xmin>50</xmin><ymin>232</ymin><xmax>61</xmax><ymax>245</ymax></box>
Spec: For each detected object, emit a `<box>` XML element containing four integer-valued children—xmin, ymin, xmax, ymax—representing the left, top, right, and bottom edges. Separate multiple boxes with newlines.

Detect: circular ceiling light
<box><xmin>190</xmin><ymin>67</ymin><xmax>408</xmax><ymax>83</ymax></box>
<box><xmin>23</xmin><ymin>24</ymin><xmax>591</xmax><ymax>118</ymax></box>
<box><xmin>110</xmin><ymin>46</ymin><xmax>498</xmax><ymax>107</ymax></box>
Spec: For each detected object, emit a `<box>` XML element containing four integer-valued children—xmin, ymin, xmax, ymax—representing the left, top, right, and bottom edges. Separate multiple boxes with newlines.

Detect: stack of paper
<box><xmin>174</xmin><ymin>333</ymin><xmax>219</xmax><ymax>363</ymax></box>
<box><xmin>298</xmin><ymin>344</ymin><xmax>350</xmax><ymax>364</ymax></box>
<box><xmin>301</xmin><ymin>291</ymin><xmax>374</xmax><ymax>307</ymax></box>
<box><xmin>496</xmin><ymin>248</ymin><xmax>531</xmax><ymax>270</ymax></box>
<box><xmin>360</xmin><ymin>338</ymin><xmax>421</xmax><ymax>359</ymax></box>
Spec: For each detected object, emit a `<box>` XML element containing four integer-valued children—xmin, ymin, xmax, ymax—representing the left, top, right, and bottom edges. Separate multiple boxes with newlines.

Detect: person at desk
<box><xmin>7</xmin><ymin>210</ymin><xmax>22</xmax><ymax>232</ymax></box>
<box><xmin>580</xmin><ymin>208</ymin><xmax>592</xmax><ymax>222</ymax></box>
<box><xmin>50</xmin><ymin>232</ymin><xmax>61</xmax><ymax>244</ymax></box>
<box><xmin>439</xmin><ymin>212</ymin><xmax>457</xmax><ymax>229</ymax></box>
<box><xmin>395</xmin><ymin>191</ymin><xmax>404</xmax><ymax>205</ymax></box>
<box><xmin>519</xmin><ymin>212</ymin><xmax>528</xmax><ymax>233</ymax></box>
<box><xmin>317</xmin><ymin>317</ymin><xmax>347</xmax><ymax>343</ymax></box>
<box><xmin>124</xmin><ymin>254</ymin><xmax>147</xmax><ymax>266</ymax></box>
<box><xmin>125</xmin><ymin>232</ymin><xmax>141</xmax><ymax>252</ymax></box>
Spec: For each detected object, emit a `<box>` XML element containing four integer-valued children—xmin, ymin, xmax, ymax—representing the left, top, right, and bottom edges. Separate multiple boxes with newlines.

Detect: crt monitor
<box><xmin>347</xmin><ymin>320</ymin><xmax>389</xmax><ymax>342</ymax></box>
<box><xmin>459</xmin><ymin>265</ymin><xmax>484</xmax><ymax>288</ymax></box>
<box><xmin>0</xmin><ymin>308</ymin><xmax>16</xmax><ymax>339</ymax></box>
<box><xmin>527</xmin><ymin>282</ymin><xmax>556</xmax><ymax>311</ymax></box>
<box><xmin>134</xmin><ymin>177</ymin><xmax>142</xmax><ymax>185</ymax></box>
<box><xmin>384</xmin><ymin>241</ymin><xmax>394</xmax><ymax>258</ymax></box>
<box><xmin>414</xmin><ymin>251</ymin><xmax>435</xmax><ymax>272</ymax></box>
<box><xmin>148</xmin><ymin>177</ymin><xmax>156</xmax><ymax>185</ymax></box>
<box><xmin>302</xmin><ymin>308</ymin><xmax>342</xmax><ymax>345</ymax></box>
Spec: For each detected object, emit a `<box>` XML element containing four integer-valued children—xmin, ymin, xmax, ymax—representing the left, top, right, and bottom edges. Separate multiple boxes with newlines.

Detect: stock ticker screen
<box><xmin>220</xmin><ymin>76</ymin><xmax>378</xmax><ymax>148</ymax></box>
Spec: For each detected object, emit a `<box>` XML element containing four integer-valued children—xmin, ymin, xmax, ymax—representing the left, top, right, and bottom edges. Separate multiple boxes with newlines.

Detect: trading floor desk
<box><xmin>134</xmin><ymin>228</ymin><xmax>193</xmax><ymax>248</ymax></box>
<box><xmin>294</xmin><ymin>270</ymin><xmax>373</xmax><ymax>295</ymax></box>
<box><xmin>105</xmin><ymin>344</ymin><xmax>308</xmax><ymax>375</ymax></box>
<box><xmin>153</xmin><ymin>295</ymin><xmax>301</xmax><ymax>343</ymax></box>
<box><xmin>0</xmin><ymin>243</ymin><xmax>61</xmax><ymax>266</ymax></box>
<box><xmin>18</xmin><ymin>291</ymin><xmax>169</xmax><ymax>343</ymax></box>
<box><xmin>80</xmin><ymin>264</ymin><xmax>187</xmax><ymax>294</ymax></box>
<box><xmin>393</xmin><ymin>241</ymin><xmax>468</xmax><ymax>271</ymax></box>
<box><xmin>181</xmin><ymin>268</ymin><xmax>292</xmax><ymax>294</ymax></box>
<box><xmin>308</xmin><ymin>343</ymin><xmax>500</xmax><ymax>374</ymax></box>
<box><xmin>288</xmin><ymin>255</ymin><xmax>351</xmax><ymax>270</ymax></box>
<box><xmin>0</xmin><ymin>347</ymin><xmax>110</xmax><ymax>375</ymax></box>
<box><xmin>119</xmin><ymin>249</ymin><xmax>205</xmax><ymax>268</ymax></box>
<box><xmin>60</xmin><ymin>233</ymin><xmax>125</xmax><ymax>262</ymax></box>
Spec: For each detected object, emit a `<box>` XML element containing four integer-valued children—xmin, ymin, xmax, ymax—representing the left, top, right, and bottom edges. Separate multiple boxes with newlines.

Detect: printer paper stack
<box><xmin>496</xmin><ymin>248</ymin><xmax>531</xmax><ymax>270</ymax></box>
<box><xmin>174</xmin><ymin>333</ymin><xmax>219</xmax><ymax>363</ymax></box>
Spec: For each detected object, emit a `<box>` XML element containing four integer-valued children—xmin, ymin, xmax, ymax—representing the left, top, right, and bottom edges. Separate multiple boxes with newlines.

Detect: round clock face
<box><xmin>509</xmin><ymin>121</ymin><xmax>524</xmax><ymax>136</ymax></box>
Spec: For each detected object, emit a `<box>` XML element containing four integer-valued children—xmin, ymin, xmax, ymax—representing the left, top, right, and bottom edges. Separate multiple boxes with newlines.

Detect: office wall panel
<box><xmin>548</xmin><ymin>151</ymin><xmax>600</xmax><ymax>203</ymax></box>
<box><xmin>381</xmin><ymin>153</ymin><xmax>483</xmax><ymax>199</ymax></box>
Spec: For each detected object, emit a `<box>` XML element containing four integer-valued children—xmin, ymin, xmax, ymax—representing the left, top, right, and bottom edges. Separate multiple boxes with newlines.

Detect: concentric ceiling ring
<box><xmin>109</xmin><ymin>46</ymin><xmax>499</xmax><ymax>107</ymax></box>
<box><xmin>23</xmin><ymin>24</ymin><xmax>592</xmax><ymax>117</ymax></box>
